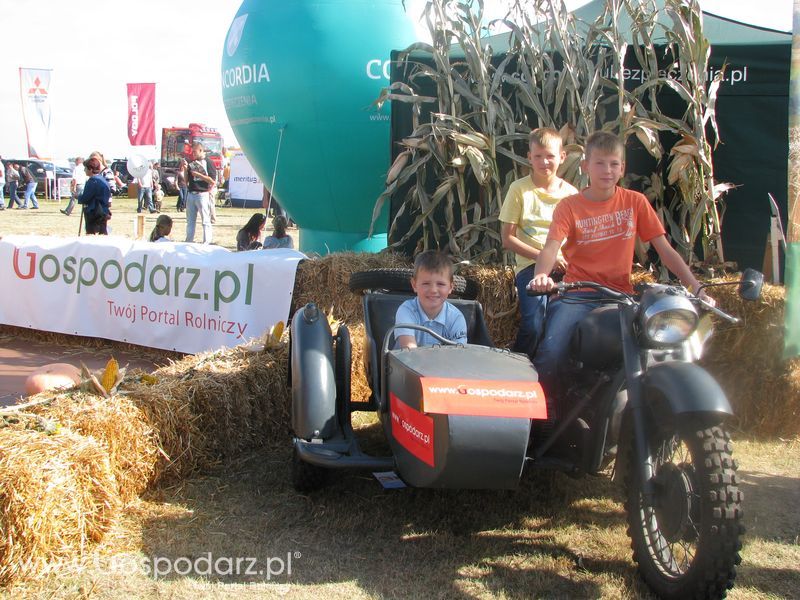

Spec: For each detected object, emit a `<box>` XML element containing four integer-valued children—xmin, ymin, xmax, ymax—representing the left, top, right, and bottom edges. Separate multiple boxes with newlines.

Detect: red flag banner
<box><xmin>126</xmin><ymin>83</ymin><xmax>156</xmax><ymax>145</ymax></box>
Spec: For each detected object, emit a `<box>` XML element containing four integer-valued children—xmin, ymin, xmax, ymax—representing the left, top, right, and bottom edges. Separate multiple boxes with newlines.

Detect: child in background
<box><xmin>499</xmin><ymin>127</ymin><xmax>578</xmax><ymax>356</ymax></box>
<box><xmin>394</xmin><ymin>250</ymin><xmax>467</xmax><ymax>349</ymax></box>
<box><xmin>262</xmin><ymin>215</ymin><xmax>294</xmax><ymax>249</ymax></box>
<box><xmin>236</xmin><ymin>213</ymin><xmax>266</xmax><ymax>250</ymax></box>
<box><xmin>149</xmin><ymin>214</ymin><xmax>173</xmax><ymax>242</ymax></box>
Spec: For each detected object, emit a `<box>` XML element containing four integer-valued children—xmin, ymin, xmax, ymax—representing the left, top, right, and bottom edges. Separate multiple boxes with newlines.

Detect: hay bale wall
<box><xmin>703</xmin><ymin>279</ymin><xmax>799</xmax><ymax>436</ymax></box>
<box><xmin>0</xmin><ymin>344</ymin><xmax>290</xmax><ymax>584</ymax></box>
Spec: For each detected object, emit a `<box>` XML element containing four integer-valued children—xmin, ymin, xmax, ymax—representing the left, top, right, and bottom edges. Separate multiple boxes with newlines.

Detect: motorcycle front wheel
<box><xmin>625</xmin><ymin>425</ymin><xmax>743</xmax><ymax>599</ymax></box>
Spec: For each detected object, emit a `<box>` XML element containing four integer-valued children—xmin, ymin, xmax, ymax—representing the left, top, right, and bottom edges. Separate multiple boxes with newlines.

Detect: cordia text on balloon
<box><xmin>222</xmin><ymin>63</ymin><xmax>271</xmax><ymax>89</ymax></box>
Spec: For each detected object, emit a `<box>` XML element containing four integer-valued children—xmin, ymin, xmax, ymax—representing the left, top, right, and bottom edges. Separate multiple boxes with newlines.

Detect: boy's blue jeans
<box><xmin>533</xmin><ymin>292</ymin><xmax>604</xmax><ymax>392</ymax></box>
<box><xmin>514</xmin><ymin>264</ymin><xmax>546</xmax><ymax>356</ymax></box>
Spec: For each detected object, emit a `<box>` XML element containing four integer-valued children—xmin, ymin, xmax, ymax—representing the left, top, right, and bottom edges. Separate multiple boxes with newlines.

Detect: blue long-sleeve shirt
<box><xmin>79</xmin><ymin>174</ymin><xmax>111</xmax><ymax>216</ymax></box>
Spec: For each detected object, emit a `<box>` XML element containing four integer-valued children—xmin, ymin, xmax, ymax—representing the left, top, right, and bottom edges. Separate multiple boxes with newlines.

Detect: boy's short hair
<box><xmin>529</xmin><ymin>127</ymin><xmax>562</xmax><ymax>150</ymax></box>
<box><xmin>584</xmin><ymin>131</ymin><xmax>625</xmax><ymax>160</ymax></box>
<box><xmin>413</xmin><ymin>250</ymin><xmax>454</xmax><ymax>279</ymax></box>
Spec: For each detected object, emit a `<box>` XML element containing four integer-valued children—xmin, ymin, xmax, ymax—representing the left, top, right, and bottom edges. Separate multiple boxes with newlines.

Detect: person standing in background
<box><xmin>61</xmin><ymin>157</ymin><xmax>86</xmax><ymax>216</ymax></box>
<box><xmin>19</xmin><ymin>163</ymin><xmax>39</xmax><ymax>209</ymax></box>
<box><xmin>183</xmin><ymin>142</ymin><xmax>217</xmax><ymax>244</ymax></box>
<box><xmin>89</xmin><ymin>151</ymin><xmax>123</xmax><ymax>208</ymax></box>
<box><xmin>136</xmin><ymin>162</ymin><xmax>156</xmax><ymax>214</ymax></box>
<box><xmin>6</xmin><ymin>163</ymin><xmax>20</xmax><ymax>209</ymax></box>
<box><xmin>0</xmin><ymin>158</ymin><xmax>5</xmax><ymax>210</ymax></box>
<box><xmin>176</xmin><ymin>158</ymin><xmax>188</xmax><ymax>212</ymax></box>
<box><xmin>79</xmin><ymin>157</ymin><xmax>111</xmax><ymax>235</ymax></box>
<box><xmin>152</xmin><ymin>162</ymin><xmax>162</xmax><ymax>212</ymax></box>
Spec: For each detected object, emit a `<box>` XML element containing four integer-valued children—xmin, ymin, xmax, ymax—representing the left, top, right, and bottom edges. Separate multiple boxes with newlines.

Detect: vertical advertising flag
<box><xmin>19</xmin><ymin>68</ymin><xmax>54</xmax><ymax>159</ymax></box>
<box><xmin>126</xmin><ymin>83</ymin><xmax>156</xmax><ymax>146</ymax></box>
<box><xmin>787</xmin><ymin>0</ymin><xmax>800</xmax><ymax>357</ymax></box>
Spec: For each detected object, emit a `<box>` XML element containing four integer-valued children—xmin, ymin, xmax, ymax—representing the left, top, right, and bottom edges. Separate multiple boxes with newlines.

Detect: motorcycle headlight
<box><xmin>639</xmin><ymin>290</ymin><xmax>699</xmax><ymax>345</ymax></box>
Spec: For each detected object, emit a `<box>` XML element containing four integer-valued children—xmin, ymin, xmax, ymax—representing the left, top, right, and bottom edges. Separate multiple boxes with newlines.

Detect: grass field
<box><xmin>0</xmin><ymin>193</ymin><xmax>297</xmax><ymax>249</ymax></box>
<box><xmin>1</xmin><ymin>194</ymin><xmax>798</xmax><ymax>599</ymax></box>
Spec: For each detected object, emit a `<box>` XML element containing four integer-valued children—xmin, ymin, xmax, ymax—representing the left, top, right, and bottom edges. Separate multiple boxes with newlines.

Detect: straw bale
<box><xmin>456</xmin><ymin>263</ymin><xmax>518</xmax><ymax>348</ymax></box>
<box><xmin>347</xmin><ymin>323</ymin><xmax>372</xmax><ymax>404</ymax></box>
<box><xmin>292</xmin><ymin>251</ymin><xmax>411</xmax><ymax>324</ymax></box>
<box><xmin>127</xmin><ymin>345</ymin><xmax>291</xmax><ymax>472</ymax></box>
<box><xmin>702</xmin><ymin>277</ymin><xmax>798</xmax><ymax>436</ymax></box>
<box><xmin>29</xmin><ymin>392</ymin><xmax>157</xmax><ymax>502</ymax></box>
<box><xmin>0</xmin><ymin>427</ymin><xmax>119</xmax><ymax>584</ymax></box>
<box><xmin>122</xmin><ymin>374</ymin><xmax>208</xmax><ymax>485</ymax></box>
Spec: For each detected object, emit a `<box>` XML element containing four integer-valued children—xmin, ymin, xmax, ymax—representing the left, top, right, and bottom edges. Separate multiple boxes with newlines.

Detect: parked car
<box><xmin>109</xmin><ymin>159</ymin><xmax>133</xmax><ymax>184</ymax></box>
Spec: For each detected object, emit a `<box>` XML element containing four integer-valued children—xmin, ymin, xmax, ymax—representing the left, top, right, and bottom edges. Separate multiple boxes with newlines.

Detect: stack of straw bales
<box><xmin>292</xmin><ymin>251</ymin><xmax>411</xmax><ymax>322</ymax></box>
<box><xmin>703</xmin><ymin>278</ymin><xmax>799</xmax><ymax>436</ymax></box>
<box><xmin>0</xmin><ymin>343</ymin><xmax>289</xmax><ymax>583</ymax></box>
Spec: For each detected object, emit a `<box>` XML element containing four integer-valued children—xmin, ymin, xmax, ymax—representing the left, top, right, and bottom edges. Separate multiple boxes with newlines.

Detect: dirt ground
<box><xmin>0</xmin><ymin>333</ymin><xmax>169</xmax><ymax>407</ymax></box>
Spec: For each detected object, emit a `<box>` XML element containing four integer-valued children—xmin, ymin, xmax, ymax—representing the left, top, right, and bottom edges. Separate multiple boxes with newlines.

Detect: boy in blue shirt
<box><xmin>395</xmin><ymin>250</ymin><xmax>468</xmax><ymax>349</ymax></box>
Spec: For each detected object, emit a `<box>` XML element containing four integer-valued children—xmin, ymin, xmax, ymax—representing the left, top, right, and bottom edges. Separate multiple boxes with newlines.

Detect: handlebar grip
<box><xmin>526</xmin><ymin>288</ymin><xmax>555</xmax><ymax>297</ymax></box>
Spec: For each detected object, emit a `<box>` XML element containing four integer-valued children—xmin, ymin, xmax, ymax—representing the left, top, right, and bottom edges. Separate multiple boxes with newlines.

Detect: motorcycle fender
<box><xmin>290</xmin><ymin>303</ymin><xmax>340</xmax><ymax>440</ymax></box>
<box><xmin>642</xmin><ymin>362</ymin><xmax>732</xmax><ymax>430</ymax></box>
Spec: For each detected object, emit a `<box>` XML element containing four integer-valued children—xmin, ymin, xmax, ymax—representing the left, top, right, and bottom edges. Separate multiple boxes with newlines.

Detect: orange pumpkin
<box><xmin>25</xmin><ymin>363</ymin><xmax>82</xmax><ymax>396</ymax></box>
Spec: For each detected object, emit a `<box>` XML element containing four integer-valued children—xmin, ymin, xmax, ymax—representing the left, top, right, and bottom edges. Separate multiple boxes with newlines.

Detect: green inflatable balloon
<box><xmin>221</xmin><ymin>0</ymin><xmax>420</xmax><ymax>253</ymax></box>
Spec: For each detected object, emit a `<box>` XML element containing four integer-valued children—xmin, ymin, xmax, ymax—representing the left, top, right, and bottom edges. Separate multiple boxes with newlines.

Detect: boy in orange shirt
<box><xmin>499</xmin><ymin>127</ymin><xmax>578</xmax><ymax>356</ymax></box>
<box><xmin>528</xmin><ymin>131</ymin><xmax>714</xmax><ymax>388</ymax></box>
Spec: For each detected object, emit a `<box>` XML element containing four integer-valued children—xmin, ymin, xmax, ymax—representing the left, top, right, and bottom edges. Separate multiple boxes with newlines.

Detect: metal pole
<box><xmin>265</xmin><ymin>125</ymin><xmax>285</xmax><ymax>217</ymax></box>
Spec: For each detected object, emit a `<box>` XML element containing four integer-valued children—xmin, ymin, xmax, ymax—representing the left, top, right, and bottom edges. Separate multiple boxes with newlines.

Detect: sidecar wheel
<box><xmin>291</xmin><ymin>446</ymin><xmax>330</xmax><ymax>493</ymax></box>
<box><xmin>625</xmin><ymin>426</ymin><xmax>743</xmax><ymax>599</ymax></box>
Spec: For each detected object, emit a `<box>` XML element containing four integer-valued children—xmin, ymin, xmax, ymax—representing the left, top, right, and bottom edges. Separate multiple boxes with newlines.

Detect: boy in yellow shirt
<box><xmin>499</xmin><ymin>127</ymin><xmax>578</xmax><ymax>356</ymax></box>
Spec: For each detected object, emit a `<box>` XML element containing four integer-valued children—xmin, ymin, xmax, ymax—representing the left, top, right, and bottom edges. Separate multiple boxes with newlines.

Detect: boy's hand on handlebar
<box><xmin>697</xmin><ymin>289</ymin><xmax>716</xmax><ymax>308</ymax></box>
<box><xmin>528</xmin><ymin>273</ymin><xmax>555</xmax><ymax>293</ymax></box>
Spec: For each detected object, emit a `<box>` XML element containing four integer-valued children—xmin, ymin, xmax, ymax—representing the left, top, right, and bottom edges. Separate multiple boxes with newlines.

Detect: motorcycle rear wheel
<box><xmin>625</xmin><ymin>425</ymin><xmax>743</xmax><ymax>599</ymax></box>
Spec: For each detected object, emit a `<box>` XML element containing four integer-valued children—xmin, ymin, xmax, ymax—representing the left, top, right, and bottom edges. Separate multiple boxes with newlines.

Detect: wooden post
<box><xmin>134</xmin><ymin>214</ymin><xmax>146</xmax><ymax>239</ymax></box>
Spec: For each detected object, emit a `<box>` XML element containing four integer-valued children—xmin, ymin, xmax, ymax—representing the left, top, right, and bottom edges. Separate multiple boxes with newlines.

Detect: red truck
<box><xmin>160</xmin><ymin>123</ymin><xmax>224</xmax><ymax>194</ymax></box>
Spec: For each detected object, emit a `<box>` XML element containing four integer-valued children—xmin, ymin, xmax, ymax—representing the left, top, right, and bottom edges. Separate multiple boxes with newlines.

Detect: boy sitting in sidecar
<box><xmin>395</xmin><ymin>250</ymin><xmax>467</xmax><ymax>349</ymax></box>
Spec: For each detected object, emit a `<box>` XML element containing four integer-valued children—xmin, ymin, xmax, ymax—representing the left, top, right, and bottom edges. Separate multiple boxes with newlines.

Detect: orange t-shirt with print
<box><xmin>548</xmin><ymin>186</ymin><xmax>666</xmax><ymax>294</ymax></box>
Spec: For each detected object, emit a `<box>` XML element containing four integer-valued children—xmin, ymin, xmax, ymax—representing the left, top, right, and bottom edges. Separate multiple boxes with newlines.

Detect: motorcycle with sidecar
<box><xmin>289</xmin><ymin>266</ymin><xmax>763</xmax><ymax>599</ymax></box>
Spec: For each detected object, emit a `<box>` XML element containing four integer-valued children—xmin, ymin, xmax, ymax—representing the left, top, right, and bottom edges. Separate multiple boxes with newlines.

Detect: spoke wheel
<box><xmin>626</xmin><ymin>426</ymin><xmax>743</xmax><ymax>599</ymax></box>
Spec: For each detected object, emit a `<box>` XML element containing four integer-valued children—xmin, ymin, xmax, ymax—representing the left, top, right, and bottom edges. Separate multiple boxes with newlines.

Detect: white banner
<box><xmin>19</xmin><ymin>68</ymin><xmax>54</xmax><ymax>159</ymax></box>
<box><xmin>229</xmin><ymin>152</ymin><xmax>263</xmax><ymax>207</ymax></box>
<box><xmin>0</xmin><ymin>236</ymin><xmax>306</xmax><ymax>354</ymax></box>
